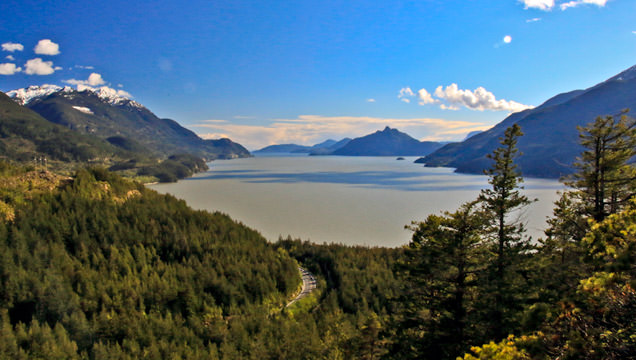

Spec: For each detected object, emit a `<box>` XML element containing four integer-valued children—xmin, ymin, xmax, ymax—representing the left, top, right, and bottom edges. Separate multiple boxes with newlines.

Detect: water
<box><xmin>149</xmin><ymin>155</ymin><xmax>563</xmax><ymax>248</ymax></box>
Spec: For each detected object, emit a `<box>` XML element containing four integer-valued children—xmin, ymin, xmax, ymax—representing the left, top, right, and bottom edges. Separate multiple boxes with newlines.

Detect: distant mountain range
<box><xmin>256</xmin><ymin>127</ymin><xmax>442</xmax><ymax>157</ymax></box>
<box><xmin>420</xmin><ymin>64</ymin><xmax>636</xmax><ymax>178</ymax></box>
<box><xmin>254</xmin><ymin>138</ymin><xmax>352</xmax><ymax>154</ymax></box>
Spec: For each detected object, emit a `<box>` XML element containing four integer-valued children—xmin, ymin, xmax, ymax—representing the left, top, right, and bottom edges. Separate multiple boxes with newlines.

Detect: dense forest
<box><xmin>0</xmin><ymin>111</ymin><xmax>635</xmax><ymax>359</ymax></box>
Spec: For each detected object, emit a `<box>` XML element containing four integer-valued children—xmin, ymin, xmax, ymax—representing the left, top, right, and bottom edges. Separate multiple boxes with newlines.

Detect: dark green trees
<box><xmin>478</xmin><ymin>124</ymin><xmax>534</xmax><ymax>339</ymax></box>
<box><xmin>398</xmin><ymin>201</ymin><xmax>485</xmax><ymax>359</ymax></box>
<box><xmin>568</xmin><ymin>111</ymin><xmax>636</xmax><ymax>223</ymax></box>
<box><xmin>397</xmin><ymin>124</ymin><xmax>533</xmax><ymax>359</ymax></box>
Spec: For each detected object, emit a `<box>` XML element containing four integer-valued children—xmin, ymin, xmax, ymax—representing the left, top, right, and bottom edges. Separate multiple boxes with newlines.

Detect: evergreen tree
<box><xmin>541</xmin><ymin>111</ymin><xmax>636</xmax><ymax>301</ymax></box>
<box><xmin>567</xmin><ymin>111</ymin><xmax>636</xmax><ymax>223</ymax></box>
<box><xmin>478</xmin><ymin>124</ymin><xmax>534</xmax><ymax>340</ymax></box>
<box><xmin>395</xmin><ymin>201</ymin><xmax>486</xmax><ymax>359</ymax></box>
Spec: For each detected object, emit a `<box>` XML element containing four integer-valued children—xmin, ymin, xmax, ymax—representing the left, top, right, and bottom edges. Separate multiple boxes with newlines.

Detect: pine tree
<box><xmin>396</xmin><ymin>201</ymin><xmax>486</xmax><ymax>359</ymax></box>
<box><xmin>478</xmin><ymin>124</ymin><xmax>534</xmax><ymax>340</ymax></box>
<box><xmin>567</xmin><ymin>111</ymin><xmax>636</xmax><ymax>223</ymax></box>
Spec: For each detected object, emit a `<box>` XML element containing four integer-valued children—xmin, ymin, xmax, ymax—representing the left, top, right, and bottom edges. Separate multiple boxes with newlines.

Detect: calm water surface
<box><xmin>149</xmin><ymin>155</ymin><xmax>563</xmax><ymax>247</ymax></box>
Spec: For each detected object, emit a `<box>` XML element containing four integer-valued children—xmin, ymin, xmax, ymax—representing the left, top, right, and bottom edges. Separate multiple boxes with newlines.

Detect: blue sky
<box><xmin>1</xmin><ymin>0</ymin><xmax>635</xmax><ymax>149</ymax></box>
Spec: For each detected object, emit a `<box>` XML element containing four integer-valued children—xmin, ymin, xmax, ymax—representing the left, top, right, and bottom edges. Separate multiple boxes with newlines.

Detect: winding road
<box><xmin>286</xmin><ymin>267</ymin><xmax>316</xmax><ymax>307</ymax></box>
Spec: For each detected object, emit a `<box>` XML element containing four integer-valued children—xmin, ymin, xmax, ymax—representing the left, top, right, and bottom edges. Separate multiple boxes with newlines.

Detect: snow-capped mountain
<box><xmin>3</xmin><ymin>84</ymin><xmax>250</xmax><ymax>160</ymax></box>
<box><xmin>7</xmin><ymin>84</ymin><xmax>143</xmax><ymax>109</ymax></box>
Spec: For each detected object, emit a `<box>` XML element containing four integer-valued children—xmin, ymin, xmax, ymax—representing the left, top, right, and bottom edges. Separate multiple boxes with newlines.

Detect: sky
<box><xmin>1</xmin><ymin>0</ymin><xmax>635</xmax><ymax>150</ymax></box>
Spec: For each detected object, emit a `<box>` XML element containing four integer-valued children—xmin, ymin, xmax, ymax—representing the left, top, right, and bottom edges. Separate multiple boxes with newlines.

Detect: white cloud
<box><xmin>0</xmin><ymin>63</ymin><xmax>22</xmax><ymax>75</ymax></box>
<box><xmin>24</xmin><ymin>58</ymin><xmax>58</xmax><ymax>75</ymax></box>
<box><xmin>433</xmin><ymin>84</ymin><xmax>534</xmax><ymax>112</ymax></box>
<box><xmin>417</xmin><ymin>88</ymin><xmax>438</xmax><ymax>105</ymax></box>
<box><xmin>440</xmin><ymin>104</ymin><xmax>460</xmax><ymax>111</ymax></box>
<box><xmin>503</xmin><ymin>35</ymin><xmax>512</xmax><ymax>43</ymax></box>
<box><xmin>398</xmin><ymin>87</ymin><xmax>415</xmax><ymax>103</ymax></box>
<box><xmin>633</xmin><ymin>31</ymin><xmax>636</xmax><ymax>35</ymax></box>
<box><xmin>74</xmin><ymin>65</ymin><xmax>95</xmax><ymax>70</ymax></box>
<box><xmin>5</xmin><ymin>55</ymin><xmax>15</xmax><ymax>61</ymax></box>
<box><xmin>64</xmin><ymin>72</ymin><xmax>106</xmax><ymax>86</ymax></box>
<box><xmin>526</xmin><ymin>17</ymin><xmax>542</xmax><ymax>22</ymax></box>
<box><xmin>520</xmin><ymin>0</ymin><xmax>555</xmax><ymax>10</ymax></box>
<box><xmin>193</xmin><ymin>115</ymin><xmax>490</xmax><ymax>150</ymax></box>
<box><xmin>2</xmin><ymin>42</ymin><xmax>24</xmax><ymax>52</ymax></box>
<box><xmin>560</xmin><ymin>0</ymin><xmax>608</xmax><ymax>10</ymax></box>
<box><xmin>367</xmin><ymin>98</ymin><xmax>376</xmax><ymax>103</ymax></box>
<box><xmin>34</xmin><ymin>39</ymin><xmax>60</xmax><ymax>55</ymax></box>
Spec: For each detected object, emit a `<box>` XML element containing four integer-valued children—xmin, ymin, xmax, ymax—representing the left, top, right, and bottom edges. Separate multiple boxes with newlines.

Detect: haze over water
<box><xmin>150</xmin><ymin>156</ymin><xmax>563</xmax><ymax>248</ymax></box>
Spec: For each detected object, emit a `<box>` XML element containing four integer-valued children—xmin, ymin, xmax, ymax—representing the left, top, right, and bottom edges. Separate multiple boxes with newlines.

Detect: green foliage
<box><xmin>459</xmin><ymin>335</ymin><xmax>534</xmax><ymax>360</ymax></box>
<box><xmin>566</xmin><ymin>111</ymin><xmax>636</xmax><ymax>223</ymax></box>
<box><xmin>478</xmin><ymin>124</ymin><xmax>535</xmax><ymax>340</ymax></box>
<box><xmin>0</xmin><ymin>167</ymin><xmax>300</xmax><ymax>358</ymax></box>
<box><xmin>395</xmin><ymin>201</ymin><xmax>487</xmax><ymax>359</ymax></box>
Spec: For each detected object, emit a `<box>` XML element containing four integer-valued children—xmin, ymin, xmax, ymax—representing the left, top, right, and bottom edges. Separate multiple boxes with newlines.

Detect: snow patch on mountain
<box><xmin>72</xmin><ymin>106</ymin><xmax>94</xmax><ymax>114</ymax></box>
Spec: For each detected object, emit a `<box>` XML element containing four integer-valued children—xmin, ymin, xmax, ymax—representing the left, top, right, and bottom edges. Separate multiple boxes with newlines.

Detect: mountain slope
<box><xmin>421</xmin><ymin>65</ymin><xmax>636</xmax><ymax>178</ymax></box>
<box><xmin>9</xmin><ymin>86</ymin><xmax>250</xmax><ymax>160</ymax></box>
<box><xmin>332</xmin><ymin>127</ymin><xmax>442</xmax><ymax>156</ymax></box>
<box><xmin>0</xmin><ymin>91</ymin><xmax>131</xmax><ymax>164</ymax></box>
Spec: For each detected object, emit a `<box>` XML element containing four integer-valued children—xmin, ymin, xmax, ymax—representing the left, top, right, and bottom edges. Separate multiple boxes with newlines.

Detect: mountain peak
<box><xmin>7</xmin><ymin>85</ymin><xmax>72</xmax><ymax>105</ymax></box>
<box><xmin>7</xmin><ymin>84</ymin><xmax>142</xmax><ymax>109</ymax></box>
<box><xmin>606</xmin><ymin>64</ymin><xmax>636</xmax><ymax>82</ymax></box>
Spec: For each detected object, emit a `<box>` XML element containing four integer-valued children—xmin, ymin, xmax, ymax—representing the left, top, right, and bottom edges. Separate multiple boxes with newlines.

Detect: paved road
<box><xmin>286</xmin><ymin>267</ymin><xmax>316</xmax><ymax>307</ymax></box>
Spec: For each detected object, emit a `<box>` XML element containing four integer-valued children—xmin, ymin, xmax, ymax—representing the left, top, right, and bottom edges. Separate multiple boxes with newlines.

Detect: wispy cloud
<box><xmin>1</xmin><ymin>42</ymin><xmax>24</xmax><ymax>52</ymax></box>
<box><xmin>74</xmin><ymin>65</ymin><xmax>95</xmax><ymax>70</ymax></box>
<box><xmin>398</xmin><ymin>87</ymin><xmax>415</xmax><ymax>103</ymax></box>
<box><xmin>24</xmin><ymin>58</ymin><xmax>60</xmax><ymax>75</ymax></box>
<box><xmin>519</xmin><ymin>0</ymin><xmax>608</xmax><ymax>11</ymax></box>
<box><xmin>192</xmin><ymin>115</ymin><xmax>490</xmax><ymax>150</ymax></box>
<box><xmin>526</xmin><ymin>17</ymin><xmax>542</xmax><ymax>22</ymax></box>
<box><xmin>520</xmin><ymin>0</ymin><xmax>555</xmax><ymax>11</ymax></box>
<box><xmin>5</xmin><ymin>55</ymin><xmax>15</xmax><ymax>61</ymax></box>
<box><xmin>366</xmin><ymin>98</ymin><xmax>376</xmax><ymax>103</ymax></box>
<box><xmin>0</xmin><ymin>63</ymin><xmax>22</xmax><ymax>75</ymax></box>
<box><xmin>560</xmin><ymin>0</ymin><xmax>608</xmax><ymax>10</ymax></box>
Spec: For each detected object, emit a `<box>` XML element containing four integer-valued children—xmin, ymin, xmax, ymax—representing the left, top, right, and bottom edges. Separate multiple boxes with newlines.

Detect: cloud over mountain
<box><xmin>64</xmin><ymin>73</ymin><xmax>106</xmax><ymax>87</ymax></box>
<box><xmin>402</xmin><ymin>84</ymin><xmax>533</xmax><ymax>113</ymax></box>
<box><xmin>433</xmin><ymin>84</ymin><xmax>533</xmax><ymax>112</ymax></box>
<box><xmin>24</xmin><ymin>58</ymin><xmax>60</xmax><ymax>75</ymax></box>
